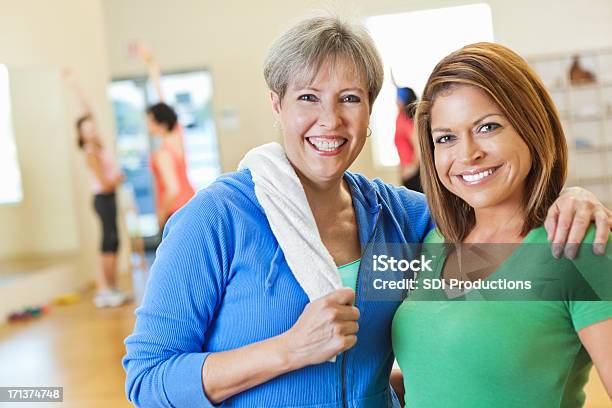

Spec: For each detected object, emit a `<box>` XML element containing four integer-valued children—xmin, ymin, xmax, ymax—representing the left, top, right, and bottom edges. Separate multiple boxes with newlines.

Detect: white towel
<box><xmin>238</xmin><ymin>142</ymin><xmax>342</xmax><ymax>302</ymax></box>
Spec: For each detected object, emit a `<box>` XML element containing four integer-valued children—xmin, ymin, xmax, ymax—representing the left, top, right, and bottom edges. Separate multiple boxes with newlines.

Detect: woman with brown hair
<box><xmin>392</xmin><ymin>42</ymin><xmax>612</xmax><ymax>407</ymax></box>
<box><xmin>63</xmin><ymin>69</ymin><xmax>130</xmax><ymax>308</ymax></box>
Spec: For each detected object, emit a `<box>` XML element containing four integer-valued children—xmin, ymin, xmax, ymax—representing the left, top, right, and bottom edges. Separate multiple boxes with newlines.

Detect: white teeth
<box><xmin>308</xmin><ymin>138</ymin><xmax>346</xmax><ymax>152</ymax></box>
<box><xmin>461</xmin><ymin>168</ymin><xmax>494</xmax><ymax>182</ymax></box>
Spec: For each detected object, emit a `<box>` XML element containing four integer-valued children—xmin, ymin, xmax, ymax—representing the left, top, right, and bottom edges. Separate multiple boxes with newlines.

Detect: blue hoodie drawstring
<box><xmin>265</xmin><ymin>245</ymin><xmax>284</xmax><ymax>294</ymax></box>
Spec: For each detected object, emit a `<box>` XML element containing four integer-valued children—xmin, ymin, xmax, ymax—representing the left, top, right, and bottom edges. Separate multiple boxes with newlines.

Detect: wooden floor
<box><xmin>0</xmin><ymin>273</ymin><xmax>140</xmax><ymax>408</ymax></box>
<box><xmin>0</xmin><ymin>269</ymin><xmax>609</xmax><ymax>407</ymax></box>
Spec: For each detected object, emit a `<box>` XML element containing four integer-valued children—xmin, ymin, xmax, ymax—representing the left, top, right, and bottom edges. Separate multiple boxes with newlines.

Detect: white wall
<box><xmin>101</xmin><ymin>0</ymin><xmax>612</xmax><ymax>183</ymax></box>
<box><xmin>5</xmin><ymin>68</ymin><xmax>79</xmax><ymax>257</ymax></box>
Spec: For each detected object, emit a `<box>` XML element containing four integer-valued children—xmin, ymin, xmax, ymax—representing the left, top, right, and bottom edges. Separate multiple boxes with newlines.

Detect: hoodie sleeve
<box><xmin>123</xmin><ymin>187</ymin><xmax>231</xmax><ymax>407</ymax></box>
<box><xmin>395</xmin><ymin>187</ymin><xmax>434</xmax><ymax>242</ymax></box>
<box><xmin>373</xmin><ymin>178</ymin><xmax>434</xmax><ymax>243</ymax></box>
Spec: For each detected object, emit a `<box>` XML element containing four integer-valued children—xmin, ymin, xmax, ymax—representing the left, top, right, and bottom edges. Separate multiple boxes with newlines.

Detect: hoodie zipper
<box><xmin>341</xmin><ymin>208</ymin><xmax>382</xmax><ymax>408</ymax></box>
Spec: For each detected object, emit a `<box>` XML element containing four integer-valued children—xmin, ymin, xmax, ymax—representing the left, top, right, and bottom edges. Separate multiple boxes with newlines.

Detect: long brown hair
<box><xmin>416</xmin><ymin>42</ymin><xmax>567</xmax><ymax>242</ymax></box>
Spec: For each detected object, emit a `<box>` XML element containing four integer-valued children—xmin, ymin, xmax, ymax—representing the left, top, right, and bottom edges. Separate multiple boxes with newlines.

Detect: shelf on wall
<box><xmin>570</xmin><ymin>143</ymin><xmax>612</xmax><ymax>154</ymax></box>
<box><xmin>569</xmin><ymin>114</ymin><xmax>612</xmax><ymax>123</ymax></box>
<box><xmin>569</xmin><ymin>175</ymin><xmax>612</xmax><ymax>184</ymax></box>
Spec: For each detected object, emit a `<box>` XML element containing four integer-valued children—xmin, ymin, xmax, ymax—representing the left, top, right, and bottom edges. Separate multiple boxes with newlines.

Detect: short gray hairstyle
<box><xmin>263</xmin><ymin>15</ymin><xmax>384</xmax><ymax>107</ymax></box>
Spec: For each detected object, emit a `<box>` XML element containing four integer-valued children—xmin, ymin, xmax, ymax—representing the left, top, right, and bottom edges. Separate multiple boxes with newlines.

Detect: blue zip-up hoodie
<box><xmin>123</xmin><ymin>169</ymin><xmax>433</xmax><ymax>407</ymax></box>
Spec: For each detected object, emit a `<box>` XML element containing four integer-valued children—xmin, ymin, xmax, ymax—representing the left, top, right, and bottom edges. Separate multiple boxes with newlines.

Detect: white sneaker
<box><xmin>93</xmin><ymin>289</ymin><xmax>131</xmax><ymax>308</ymax></box>
<box><xmin>93</xmin><ymin>290</ymin><xmax>111</xmax><ymax>308</ymax></box>
<box><xmin>108</xmin><ymin>288</ymin><xmax>131</xmax><ymax>307</ymax></box>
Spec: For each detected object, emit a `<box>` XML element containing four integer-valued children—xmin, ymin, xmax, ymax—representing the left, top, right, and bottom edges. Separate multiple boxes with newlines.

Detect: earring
<box><xmin>273</xmin><ymin>120</ymin><xmax>279</xmax><ymax>128</ymax></box>
<box><xmin>367</xmin><ymin>126</ymin><xmax>372</xmax><ymax>138</ymax></box>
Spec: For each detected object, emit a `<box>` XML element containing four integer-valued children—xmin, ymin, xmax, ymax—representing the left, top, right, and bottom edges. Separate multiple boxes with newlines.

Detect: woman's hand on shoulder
<box><xmin>545</xmin><ymin>187</ymin><xmax>611</xmax><ymax>258</ymax></box>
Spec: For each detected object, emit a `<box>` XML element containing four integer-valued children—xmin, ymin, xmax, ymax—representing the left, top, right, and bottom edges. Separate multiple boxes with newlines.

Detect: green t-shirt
<box><xmin>338</xmin><ymin>259</ymin><xmax>360</xmax><ymax>291</ymax></box>
<box><xmin>392</xmin><ymin>226</ymin><xmax>612</xmax><ymax>408</ymax></box>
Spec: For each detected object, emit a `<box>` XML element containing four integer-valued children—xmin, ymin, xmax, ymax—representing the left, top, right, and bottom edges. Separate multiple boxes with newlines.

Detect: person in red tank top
<box><xmin>394</xmin><ymin>87</ymin><xmax>422</xmax><ymax>192</ymax></box>
<box><xmin>131</xmin><ymin>43</ymin><xmax>196</xmax><ymax>229</ymax></box>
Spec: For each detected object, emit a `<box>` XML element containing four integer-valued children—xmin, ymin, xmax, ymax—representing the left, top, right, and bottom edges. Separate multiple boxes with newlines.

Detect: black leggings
<box><xmin>94</xmin><ymin>193</ymin><xmax>119</xmax><ymax>253</ymax></box>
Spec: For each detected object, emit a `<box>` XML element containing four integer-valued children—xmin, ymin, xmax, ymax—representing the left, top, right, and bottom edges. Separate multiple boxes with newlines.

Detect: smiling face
<box><xmin>271</xmin><ymin>57</ymin><xmax>370</xmax><ymax>186</ymax></box>
<box><xmin>430</xmin><ymin>85</ymin><xmax>532</xmax><ymax>212</ymax></box>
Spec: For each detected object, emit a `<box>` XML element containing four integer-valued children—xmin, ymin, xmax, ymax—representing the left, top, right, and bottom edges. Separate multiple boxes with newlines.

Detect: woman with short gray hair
<box><xmin>264</xmin><ymin>15</ymin><xmax>383</xmax><ymax>106</ymax></box>
<box><xmin>123</xmin><ymin>15</ymin><xmax>611</xmax><ymax>408</ymax></box>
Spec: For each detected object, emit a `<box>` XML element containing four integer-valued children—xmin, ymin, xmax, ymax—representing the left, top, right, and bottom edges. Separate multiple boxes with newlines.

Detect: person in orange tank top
<box><xmin>146</xmin><ymin>105</ymin><xmax>196</xmax><ymax>228</ymax></box>
<box><xmin>131</xmin><ymin>43</ymin><xmax>196</xmax><ymax>229</ymax></box>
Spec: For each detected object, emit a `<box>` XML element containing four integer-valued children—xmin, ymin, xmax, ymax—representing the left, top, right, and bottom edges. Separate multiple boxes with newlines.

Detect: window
<box><xmin>366</xmin><ymin>4</ymin><xmax>494</xmax><ymax>166</ymax></box>
<box><xmin>108</xmin><ymin>70</ymin><xmax>220</xmax><ymax>238</ymax></box>
<box><xmin>0</xmin><ymin>64</ymin><xmax>23</xmax><ymax>204</ymax></box>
